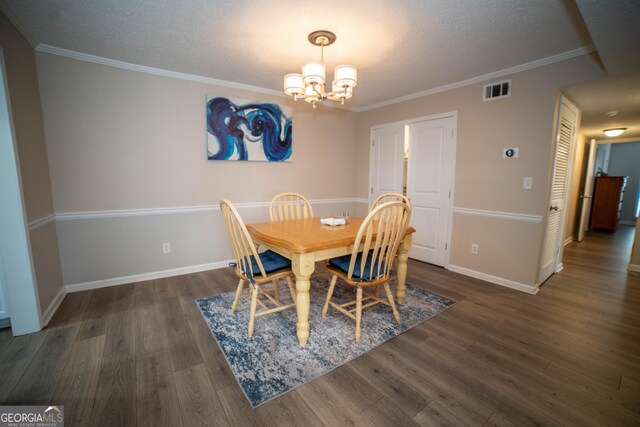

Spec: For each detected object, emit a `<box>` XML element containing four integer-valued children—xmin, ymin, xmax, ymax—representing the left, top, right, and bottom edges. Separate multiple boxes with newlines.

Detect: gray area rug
<box><xmin>196</xmin><ymin>275</ymin><xmax>455</xmax><ymax>407</ymax></box>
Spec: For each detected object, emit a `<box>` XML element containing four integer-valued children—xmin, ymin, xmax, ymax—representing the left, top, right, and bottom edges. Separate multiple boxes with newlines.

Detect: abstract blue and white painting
<box><xmin>206</xmin><ymin>96</ymin><xmax>292</xmax><ymax>162</ymax></box>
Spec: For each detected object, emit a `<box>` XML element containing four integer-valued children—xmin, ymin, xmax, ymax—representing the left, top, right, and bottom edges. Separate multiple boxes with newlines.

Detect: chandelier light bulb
<box><xmin>283</xmin><ymin>30</ymin><xmax>357</xmax><ymax>107</ymax></box>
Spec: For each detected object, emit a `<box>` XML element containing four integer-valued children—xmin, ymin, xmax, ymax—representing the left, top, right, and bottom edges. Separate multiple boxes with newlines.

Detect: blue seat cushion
<box><xmin>243</xmin><ymin>250</ymin><xmax>291</xmax><ymax>277</ymax></box>
<box><xmin>328</xmin><ymin>252</ymin><xmax>386</xmax><ymax>282</ymax></box>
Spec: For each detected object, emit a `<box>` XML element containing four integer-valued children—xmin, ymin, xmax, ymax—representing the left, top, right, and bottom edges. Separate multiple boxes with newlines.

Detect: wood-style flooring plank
<box><xmin>178</xmin><ymin>295</ymin><xmax>237</xmax><ymax>391</ymax></box>
<box><xmin>51</xmin><ymin>335</ymin><xmax>105</xmax><ymax>426</ymax></box>
<box><xmin>76</xmin><ymin>286</ymin><xmax>116</xmax><ymax>340</ymax></box>
<box><xmin>296</xmin><ymin>373</ymin><xmax>377</xmax><ymax>426</ymax></box>
<box><xmin>217</xmin><ymin>384</ymin><xmax>262</xmax><ymax>427</ymax></box>
<box><xmin>345</xmin><ymin>353</ymin><xmax>429</xmax><ymax>418</ymax></box>
<box><xmin>255</xmin><ymin>391</ymin><xmax>325</xmax><ymax>426</ymax></box>
<box><xmin>360</xmin><ymin>397</ymin><xmax>421</xmax><ymax>427</ymax></box>
<box><xmin>366</xmin><ymin>339</ymin><xmax>493</xmax><ymax>425</ymax></box>
<box><xmin>174</xmin><ymin>364</ymin><xmax>228</xmax><ymax>427</ymax></box>
<box><xmin>6</xmin><ymin>325</ymin><xmax>79</xmax><ymax>405</ymax></box>
<box><xmin>136</xmin><ymin>352</ymin><xmax>183</xmax><ymax>427</ymax></box>
<box><xmin>157</xmin><ymin>296</ymin><xmax>203</xmax><ymax>374</ymax></box>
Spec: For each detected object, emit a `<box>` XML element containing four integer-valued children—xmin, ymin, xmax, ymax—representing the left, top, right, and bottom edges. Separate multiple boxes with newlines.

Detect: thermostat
<box><xmin>503</xmin><ymin>148</ymin><xmax>519</xmax><ymax>158</ymax></box>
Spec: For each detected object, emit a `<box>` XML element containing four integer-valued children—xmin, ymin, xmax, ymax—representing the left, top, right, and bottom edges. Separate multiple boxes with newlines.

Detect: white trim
<box><xmin>36</xmin><ymin>45</ymin><xmax>287</xmax><ymax>98</ymax></box>
<box><xmin>56</xmin><ymin>205</ymin><xmax>219</xmax><ymax>221</ymax></box>
<box><xmin>0</xmin><ymin>317</ymin><xmax>9</xmax><ymax>328</ymax></box>
<box><xmin>355</xmin><ymin>45</ymin><xmax>595</xmax><ymax>112</ymax></box>
<box><xmin>35</xmin><ymin>43</ymin><xmax>596</xmax><ymax>115</ymax></box>
<box><xmin>41</xmin><ymin>286</ymin><xmax>66</xmax><ymax>326</ymax></box>
<box><xmin>628</xmin><ymin>264</ymin><xmax>640</xmax><ymax>273</ymax></box>
<box><xmin>27</xmin><ymin>214</ymin><xmax>56</xmax><ymax>231</ymax></box>
<box><xmin>65</xmin><ymin>260</ymin><xmax>233</xmax><ymax>293</ymax></box>
<box><xmin>453</xmin><ymin>207</ymin><xmax>543</xmax><ymax>223</ymax></box>
<box><xmin>619</xmin><ymin>221</ymin><xmax>637</xmax><ymax>226</ymax></box>
<box><xmin>564</xmin><ymin>236</ymin><xmax>574</xmax><ymax>246</ymax></box>
<box><xmin>448</xmin><ymin>264</ymin><xmax>539</xmax><ymax>294</ymax></box>
<box><xmin>354</xmin><ymin>198</ymin><xmax>369</xmax><ymax>205</ymax></box>
<box><xmin>55</xmin><ymin>197</ymin><xmax>361</xmax><ymax>221</ymax></box>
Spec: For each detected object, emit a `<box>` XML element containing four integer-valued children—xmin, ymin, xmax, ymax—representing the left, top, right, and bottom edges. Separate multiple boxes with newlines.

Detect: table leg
<box><xmin>291</xmin><ymin>252</ymin><xmax>315</xmax><ymax>347</ymax></box>
<box><xmin>396</xmin><ymin>234</ymin><xmax>412</xmax><ymax>304</ymax></box>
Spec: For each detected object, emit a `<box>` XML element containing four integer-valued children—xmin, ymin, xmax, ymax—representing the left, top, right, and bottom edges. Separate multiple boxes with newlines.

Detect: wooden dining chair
<box><xmin>370</xmin><ymin>192</ymin><xmax>411</xmax><ymax>211</ymax></box>
<box><xmin>219</xmin><ymin>199</ymin><xmax>296</xmax><ymax>337</ymax></box>
<box><xmin>269</xmin><ymin>192</ymin><xmax>314</xmax><ymax>221</ymax></box>
<box><xmin>322</xmin><ymin>201</ymin><xmax>412</xmax><ymax>342</ymax></box>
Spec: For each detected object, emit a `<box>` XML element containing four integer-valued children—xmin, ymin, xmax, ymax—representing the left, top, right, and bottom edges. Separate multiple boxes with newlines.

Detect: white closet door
<box><xmin>369</xmin><ymin>123</ymin><xmax>405</xmax><ymax>206</ymax></box>
<box><xmin>539</xmin><ymin>97</ymin><xmax>579</xmax><ymax>284</ymax></box>
<box><xmin>406</xmin><ymin>116</ymin><xmax>456</xmax><ymax>266</ymax></box>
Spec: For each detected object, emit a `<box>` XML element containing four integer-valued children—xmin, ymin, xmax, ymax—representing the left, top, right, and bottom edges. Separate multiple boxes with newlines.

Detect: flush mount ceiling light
<box><xmin>603</xmin><ymin>128</ymin><xmax>627</xmax><ymax>137</ymax></box>
<box><xmin>284</xmin><ymin>30</ymin><xmax>357</xmax><ymax>108</ymax></box>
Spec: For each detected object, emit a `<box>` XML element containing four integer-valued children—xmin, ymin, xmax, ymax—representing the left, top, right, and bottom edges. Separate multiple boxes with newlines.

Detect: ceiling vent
<box><xmin>483</xmin><ymin>79</ymin><xmax>511</xmax><ymax>101</ymax></box>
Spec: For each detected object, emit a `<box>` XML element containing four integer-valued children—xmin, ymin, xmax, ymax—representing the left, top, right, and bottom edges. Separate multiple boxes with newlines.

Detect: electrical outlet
<box><xmin>162</xmin><ymin>242</ymin><xmax>171</xmax><ymax>253</ymax></box>
<box><xmin>471</xmin><ymin>243</ymin><xmax>479</xmax><ymax>254</ymax></box>
<box><xmin>523</xmin><ymin>177</ymin><xmax>533</xmax><ymax>190</ymax></box>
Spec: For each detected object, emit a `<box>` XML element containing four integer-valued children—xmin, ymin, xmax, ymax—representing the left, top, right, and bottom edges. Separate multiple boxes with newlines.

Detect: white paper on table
<box><xmin>320</xmin><ymin>216</ymin><xmax>347</xmax><ymax>226</ymax></box>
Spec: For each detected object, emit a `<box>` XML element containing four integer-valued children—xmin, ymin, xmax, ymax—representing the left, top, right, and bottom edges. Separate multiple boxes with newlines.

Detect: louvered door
<box><xmin>539</xmin><ymin>97</ymin><xmax>579</xmax><ymax>284</ymax></box>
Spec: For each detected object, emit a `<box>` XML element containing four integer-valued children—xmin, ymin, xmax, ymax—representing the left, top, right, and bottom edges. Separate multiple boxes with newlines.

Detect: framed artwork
<box><xmin>206</xmin><ymin>96</ymin><xmax>292</xmax><ymax>162</ymax></box>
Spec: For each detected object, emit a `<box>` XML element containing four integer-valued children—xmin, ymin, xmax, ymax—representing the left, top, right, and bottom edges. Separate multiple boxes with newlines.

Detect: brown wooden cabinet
<box><xmin>589</xmin><ymin>176</ymin><xmax>627</xmax><ymax>231</ymax></box>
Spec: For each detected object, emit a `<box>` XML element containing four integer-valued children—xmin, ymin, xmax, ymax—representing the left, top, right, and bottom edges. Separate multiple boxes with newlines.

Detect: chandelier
<box><xmin>283</xmin><ymin>30</ymin><xmax>357</xmax><ymax>108</ymax></box>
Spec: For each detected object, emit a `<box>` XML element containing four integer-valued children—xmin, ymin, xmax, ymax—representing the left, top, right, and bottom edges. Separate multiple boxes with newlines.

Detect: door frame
<box><xmin>538</xmin><ymin>95</ymin><xmax>580</xmax><ymax>283</ymax></box>
<box><xmin>369</xmin><ymin>111</ymin><xmax>457</xmax><ymax>268</ymax></box>
<box><xmin>0</xmin><ymin>49</ymin><xmax>43</xmax><ymax>335</ymax></box>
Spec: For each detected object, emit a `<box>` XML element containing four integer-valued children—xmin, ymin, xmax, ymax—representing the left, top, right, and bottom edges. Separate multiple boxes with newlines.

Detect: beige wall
<box><xmin>37</xmin><ymin>53</ymin><xmax>358</xmax><ymax>212</ymax></box>
<box><xmin>0</xmin><ymin>11</ymin><xmax>63</xmax><ymax>315</ymax></box>
<box><xmin>36</xmin><ymin>52</ymin><xmax>360</xmax><ymax>287</ymax></box>
<box><xmin>356</xmin><ymin>54</ymin><xmax>605</xmax><ymax>290</ymax></box>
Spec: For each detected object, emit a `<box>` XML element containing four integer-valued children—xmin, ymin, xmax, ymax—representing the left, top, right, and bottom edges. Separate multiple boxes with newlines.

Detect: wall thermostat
<box><xmin>503</xmin><ymin>148</ymin><xmax>519</xmax><ymax>158</ymax></box>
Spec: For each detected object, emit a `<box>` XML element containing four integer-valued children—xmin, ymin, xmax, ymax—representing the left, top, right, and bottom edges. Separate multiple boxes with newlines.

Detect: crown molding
<box><xmin>354</xmin><ymin>45</ymin><xmax>596</xmax><ymax>112</ymax></box>
<box><xmin>35</xmin><ymin>42</ymin><xmax>594</xmax><ymax>114</ymax></box>
<box><xmin>35</xmin><ymin>44</ymin><xmax>357</xmax><ymax>111</ymax></box>
<box><xmin>36</xmin><ymin>44</ymin><xmax>286</xmax><ymax>98</ymax></box>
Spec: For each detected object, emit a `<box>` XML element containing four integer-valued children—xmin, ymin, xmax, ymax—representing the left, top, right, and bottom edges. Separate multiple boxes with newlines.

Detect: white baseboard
<box><xmin>41</xmin><ymin>286</ymin><xmax>67</xmax><ymax>326</ymax></box>
<box><xmin>619</xmin><ymin>220</ymin><xmax>637</xmax><ymax>226</ymax></box>
<box><xmin>448</xmin><ymin>264</ymin><xmax>539</xmax><ymax>294</ymax></box>
<box><xmin>628</xmin><ymin>264</ymin><xmax>640</xmax><ymax>273</ymax></box>
<box><xmin>564</xmin><ymin>236</ymin><xmax>574</xmax><ymax>246</ymax></box>
<box><xmin>65</xmin><ymin>259</ymin><xmax>234</xmax><ymax>293</ymax></box>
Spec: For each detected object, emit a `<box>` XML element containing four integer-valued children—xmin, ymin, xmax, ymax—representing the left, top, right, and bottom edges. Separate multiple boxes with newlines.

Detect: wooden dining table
<box><xmin>246</xmin><ymin>217</ymin><xmax>415</xmax><ymax>347</ymax></box>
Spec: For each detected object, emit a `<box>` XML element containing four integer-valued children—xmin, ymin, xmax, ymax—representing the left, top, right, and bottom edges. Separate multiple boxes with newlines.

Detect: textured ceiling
<box><xmin>0</xmin><ymin>0</ymin><xmax>638</xmax><ymax>138</ymax></box>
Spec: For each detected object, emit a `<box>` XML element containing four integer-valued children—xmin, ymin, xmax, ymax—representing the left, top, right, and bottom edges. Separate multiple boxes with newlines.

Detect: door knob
<box><xmin>550</xmin><ymin>206</ymin><xmax>559</xmax><ymax>211</ymax></box>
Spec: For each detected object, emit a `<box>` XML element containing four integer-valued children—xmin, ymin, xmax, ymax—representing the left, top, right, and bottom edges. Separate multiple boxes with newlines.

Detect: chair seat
<box><xmin>328</xmin><ymin>252</ymin><xmax>386</xmax><ymax>282</ymax></box>
<box><xmin>244</xmin><ymin>250</ymin><xmax>291</xmax><ymax>277</ymax></box>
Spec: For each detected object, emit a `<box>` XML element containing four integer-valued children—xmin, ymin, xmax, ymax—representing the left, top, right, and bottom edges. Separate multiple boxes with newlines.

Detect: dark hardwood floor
<box><xmin>1</xmin><ymin>226</ymin><xmax>639</xmax><ymax>426</ymax></box>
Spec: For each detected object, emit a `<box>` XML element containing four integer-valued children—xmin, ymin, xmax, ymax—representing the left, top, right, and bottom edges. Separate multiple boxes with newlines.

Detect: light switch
<box><xmin>523</xmin><ymin>177</ymin><xmax>533</xmax><ymax>190</ymax></box>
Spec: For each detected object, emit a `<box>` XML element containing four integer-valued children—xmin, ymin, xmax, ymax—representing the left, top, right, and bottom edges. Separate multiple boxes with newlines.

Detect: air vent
<box><xmin>483</xmin><ymin>79</ymin><xmax>511</xmax><ymax>101</ymax></box>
